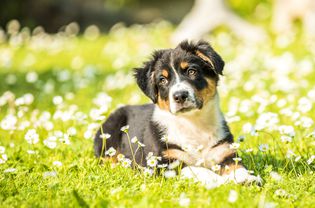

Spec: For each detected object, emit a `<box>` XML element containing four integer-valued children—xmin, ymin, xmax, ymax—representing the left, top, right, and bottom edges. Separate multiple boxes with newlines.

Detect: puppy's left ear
<box><xmin>180</xmin><ymin>40</ymin><xmax>225</xmax><ymax>75</ymax></box>
<box><xmin>134</xmin><ymin>50</ymin><xmax>166</xmax><ymax>103</ymax></box>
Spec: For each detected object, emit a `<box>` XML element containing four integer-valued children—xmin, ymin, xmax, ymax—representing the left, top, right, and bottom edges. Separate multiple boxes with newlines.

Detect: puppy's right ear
<box><xmin>134</xmin><ymin>50</ymin><xmax>166</xmax><ymax>103</ymax></box>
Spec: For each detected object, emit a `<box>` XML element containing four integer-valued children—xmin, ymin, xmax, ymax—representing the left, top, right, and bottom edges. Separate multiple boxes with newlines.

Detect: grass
<box><xmin>1</xmin><ymin>20</ymin><xmax>315</xmax><ymax>207</ymax></box>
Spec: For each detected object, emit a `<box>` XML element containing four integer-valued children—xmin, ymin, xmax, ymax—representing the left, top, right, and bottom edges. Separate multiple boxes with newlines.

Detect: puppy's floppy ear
<box><xmin>134</xmin><ymin>50</ymin><xmax>165</xmax><ymax>103</ymax></box>
<box><xmin>179</xmin><ymin>40</ymin><xmax>225</xmax><ymax>75</ymax></box>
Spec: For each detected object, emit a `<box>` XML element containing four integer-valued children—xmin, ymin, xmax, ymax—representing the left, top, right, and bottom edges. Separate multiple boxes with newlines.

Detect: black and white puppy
<box><xmin>94</xmin><ymin>40</ymin><xmax>257</xmax><ymax>184</ymax></box>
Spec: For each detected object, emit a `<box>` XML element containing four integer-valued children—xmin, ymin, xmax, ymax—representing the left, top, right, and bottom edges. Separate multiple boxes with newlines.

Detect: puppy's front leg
<box><xmin>162</xmin><ymin>149</ymin><xmax>197</xmax><ymax>166</ymax></box>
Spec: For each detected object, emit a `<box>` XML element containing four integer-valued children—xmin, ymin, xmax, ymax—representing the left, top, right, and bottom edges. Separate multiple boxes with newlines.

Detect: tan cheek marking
<box><xmin>157</xmin><ymin>94</ymin><xmax>170</xmax><ymax>111</ymax></box>
<box><xmin>196</xmin><ymin>50</ymin><xmax>215</xmax><ymax>69</ymax></box>
<box><xmin>180</xmin><ymin>61</ymin><xmax>189</xmax><ymax>70</ymax></box>
<box><xmin>162</xmin><ymin>69</ymin><xmax>169</xmax><ymax>78</ymax></box>
<box><xmin>196</xmin><ymin>78</ymin><xmax>217</xmax><ymax>104</ymax></box>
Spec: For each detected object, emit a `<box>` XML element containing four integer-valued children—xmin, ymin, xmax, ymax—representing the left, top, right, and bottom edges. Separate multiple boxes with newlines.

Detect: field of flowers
<box><xmin>0</xmin><ymin>20</ymin><xmax>315</xmax><ymax>207</ymax></box>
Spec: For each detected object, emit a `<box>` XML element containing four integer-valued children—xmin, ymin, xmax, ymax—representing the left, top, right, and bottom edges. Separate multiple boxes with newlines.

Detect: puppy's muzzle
<box><xmin>173</xmin><ymin>90</ymin><xmax>189</xmax><ymax>104</ymax></box>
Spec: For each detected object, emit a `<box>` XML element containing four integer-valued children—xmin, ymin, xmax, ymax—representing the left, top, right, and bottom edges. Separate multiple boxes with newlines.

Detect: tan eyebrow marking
<box><xmin>180</xmin><ymin>61</ymin><xmax>189</xmax><ymax>70</ymax></box>
<box><xmin>162</xmin><ymin>69</ymin><xmax>169</xmax><ymax>78</ymax></box>
<box><xmin>196</xmin><ymin>50</ymin><xmax>215</xmax><ymax>70</ymax></box>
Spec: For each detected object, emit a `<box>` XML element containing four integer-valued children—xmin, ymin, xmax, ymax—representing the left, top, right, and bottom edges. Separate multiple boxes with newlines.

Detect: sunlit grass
<box><xmin>0</xmin><ymin>21</ymin><xmax>315</xmax><ymax>207</ymax></box>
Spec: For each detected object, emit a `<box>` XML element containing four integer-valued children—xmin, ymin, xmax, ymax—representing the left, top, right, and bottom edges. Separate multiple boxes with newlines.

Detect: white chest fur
<box><xmin>152</xmin><ymin>97</ymin><xmax>227</xmax><ymax>158</ymax></box>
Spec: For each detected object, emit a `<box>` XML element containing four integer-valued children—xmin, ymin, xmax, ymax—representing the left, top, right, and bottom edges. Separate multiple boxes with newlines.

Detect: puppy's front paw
<box><xmin>224</xmin><ymin>168</ymin><xmax>262</xmax><ymax>185</ymax></box>
<box><xmin>181</xmin><ymin>166</ymin><xmax>225</xmax><ymax>189</ymax></box>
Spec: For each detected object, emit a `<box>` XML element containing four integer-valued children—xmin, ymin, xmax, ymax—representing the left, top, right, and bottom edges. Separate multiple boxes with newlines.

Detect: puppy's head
<box><xmin>134</xmin><ymin>40</ymin><xmax>224</xmax><ymax>114</ymax></box>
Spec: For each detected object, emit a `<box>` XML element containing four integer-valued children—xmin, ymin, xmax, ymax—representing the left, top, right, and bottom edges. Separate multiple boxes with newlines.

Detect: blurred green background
<box><xmin>0</xmin><ymin>0</ymin><xmax>271</xmax><ymax>33</ymax></box>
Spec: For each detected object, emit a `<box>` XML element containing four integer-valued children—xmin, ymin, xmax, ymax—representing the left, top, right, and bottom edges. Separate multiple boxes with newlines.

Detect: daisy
<box><xmin>120</xmin><ymin>125</ymin><xmax>129</xmax><ymax>133</ymax></box>
<box><xmin>117</xmin><ymin>154</ymin><xmax>125</xmax><ymax>161</ymax></box>
<box><xmin>229</xmin><ymin>142</ymin><xmax>240</xmax><ymax>150</ymax></box>
<box><xmin>211</xmin><ymin>164</ymin><xmax>221</xmax><ymax>172</ymax></box>
<box><xmin>105</xmin><ymin>147</ymin><xmax>116</xmax><ymax>157</ymax></box>
<box><xmin>259</xmin><ymin>144</ymin><xmax>269</xmax><ymax>152</ymax></box>
<box><xmin>131</xmin><ymin>136</ymin><xmax>138</xmax><ymax>143</ymax></box>
<box><xmin>53</xmin><ymin>161</ymin><xmax>63</xmax><ymax>167</ymax></box>
<box><xmin>100</xmin><ymin>133</ymin><xmax>111</xmax><ymax>140</ymax></box>
<box><xmin>25</xmin><ymin>129</ymin><xmax>39</xmax><ymax>144</ymax></box>
<box><xmin>147</xmin><ymin>157</ymin><xmax>158</xmax><ymax>167</ymax></box>
<box><xmin>121</xmin><ymin>158</ymin><xmax>132</xmax><ymax>168</ymax></box>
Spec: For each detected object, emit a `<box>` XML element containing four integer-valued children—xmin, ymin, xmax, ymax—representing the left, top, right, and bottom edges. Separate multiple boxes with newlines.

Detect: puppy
<box><xmin>94</xmin><ymin>40</ymin><xmax>256</xmax><ymax>183</ymax></box>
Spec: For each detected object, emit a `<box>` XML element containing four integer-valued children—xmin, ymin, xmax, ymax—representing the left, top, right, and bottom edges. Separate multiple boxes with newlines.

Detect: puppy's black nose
<box><xmin>173</xmin><ymin>91</ymin><xmax>189</xmax><ymax>103</ymax></box>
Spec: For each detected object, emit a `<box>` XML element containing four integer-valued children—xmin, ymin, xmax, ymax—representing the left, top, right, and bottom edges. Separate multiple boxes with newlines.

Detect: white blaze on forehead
<box><xmin>170</xmin><ymin>52</ymin><xmax>180</xmax><ymax>83</ymax></box>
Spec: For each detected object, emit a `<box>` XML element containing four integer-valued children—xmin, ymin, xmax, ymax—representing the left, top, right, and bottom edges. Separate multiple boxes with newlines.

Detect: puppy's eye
<box><xmin>159</xmin><ymin>76</ymin><xmax>168</xmax><ymax>85</ymax></box>
<box><xmin>187</xmin><ymin>68</ymin><xmax>197</xmax><ymax>76</ymax></box>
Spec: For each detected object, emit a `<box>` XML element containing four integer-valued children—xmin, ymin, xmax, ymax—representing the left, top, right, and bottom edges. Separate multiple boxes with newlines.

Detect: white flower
<box><xmin>211</xmin><ymin>164</ymin><xmax>221</xmax><ymax>172</ymax></box>
<box><xmin>105</xmin><ymin>147</ymin><xmax>116</xmax><ymax>157</ymax></box>
<box><xmin>27</xmin><ymin>150</ymin><xmax>36</xmax><ymax>154</ymax></box>
<box><xmin>232</xmin><ymin>157</ymin><xmax>242</xmax><ymax>162</ymax></box>
<box><xmin>100</xmin><ymin>133</ymin><xmax>111</xmax><ymax>140</ymax></box>
<box><xmin>228</xmin><ymin>190</ymin><xmax>238</xmax><ymax>203</ymax></box>
<box><xmin>179</xmin><ymin>193</ymin><xmax>190</xmax><ymax>207</ymax></box>
<box><xmin>307</xmin><ymin>155</ymin><xmax>315</xmax><ymax>165</ymax></box>
<box><xmin>245</xmin><ymin>148</ymin><xmax>253</xmax><ymax>153</ymax></box>
<box><xmin>67</xmin><ymin>127</ymin><xmax>77</xmax><ymax>136</ymax></box>
<box><xmin>278</xmin><ymin>125</ymin><xmax>295</xmax><ymax>137</ymax></box>
<box><xmin>270</xmin><ymin>171</ymin><xmax>282</xmax><ymax>181</ymax></box>
<box><xmin>0</xmin><ymin>154</ymin><xmax>8</xmax><ymax>164</ymax></box>
<box><xmin>131</xmin><ymin>136</ymin><xmax>138</xmax><ymax>143</ymax></box>
<box><xmin>274</xmin><ymin>189</ymin><xmax>287</xmax><ymax>197</ymax></box>
<box><xmin>4</xmin><ymin>168</ymin><xmax>16</xmax><ymax>173</ymax></box>
<box><xmin>242</xmin><ymin>122</ymin><xmax>254</xmax><ymax>134</ymax></box>
<box><xmin>117</xmin><ymin>154</ymin><xmax>125</xmax><ymax>161</ymax></box>
<box><xmin>1</xmin><ymin>115</ymin><xmax>17</xmax><ymax>130</ymax></box>
<box><xmin>43</xmin><ymin>136</ymin><xmax>57</xmax><ymax>149</ymax></box>
<box><xmin>25</xmin><ymin>129</ymin><xmax>39</xmax><ymax>144</ymax></box>
<box><xmin>52</xmin><ymin>96</ymin><xmax>63</xmax><ymax>105</ymax></box>
<box><xmin>147</xmin><ymin>157</ymin><xmax>158</xmax><ymax>167</ymax></box>
<box><xmin>298</xmin><ymin>97</ymin><xmax>312</xmax><ymax>113</ymax></box>
<box><xmin>120</xmin><ymin>125</ymin><xmax>129</xmax><ymax>133</ymax></box>
<box><xmin>229</xmin><ymin>142</ymin><xmax>240</xmax><ymax>150</ymax></box>
<box><xmin>164</xmin><ymin>170</ymin><xmax>176</xmax><ymax>178</ymax></box>
<box><xmin>294</xmin><ymin>155</ymin><xmax>301</xmax><ymax>162</ymax></box>
<box><xmin>299</xmin><ymin>117</ymin><xmax>314</xmax><ymax>128</ymax></box>
<box><xmin>255</xmin><ymin>112</ymin><xmax>279</xmax><ymax>131</ymax></box>
<box><xmin>84</xmin><ymin>130</ymin><xmax>93</xmax><ymax>139</ymax></box>
<box><xmin>121</xmin><ymin>158</ymin><xmax>132</xmax><ymax>168</ymax></box>
<box><xmin>89</xmin><ymin>108</ymin><xmax>106</xmax><ymax>121</ymax></box>
<box><xmin>286</xmin><ymin>150</ymin><xmax>295</xmax><ymax>159</ymax></box>
<box><xmin>264</xmin><ymin>202</ymin><xmax>278</xmax><ymax>208</ymax></box>
<box><xmin>138</xmin><ymin>142</ymin><xmax>145</xmax><ymax>147</ymax></box>
<box><xmin>259</xmin><ymin>144</ymin><xmax>269</xmax><ymax>152</ymax></box>
<box><xmin>26</xmin><ymin>71</ymin><xmax>38</xmax><ymax>83</ymax></box>
<box><xmin>143</xmin><ymin>168</ymin><xmax>154</xmax><ymax>176</ymax></box>
<box><xmin>0</xmin><ymin>146</ymin><xmax>5</xmax><ymax>154</ymax></box>
<box><xmin>168</xmin><ymin>160</ymin><xmax>180</xmax><ymax>169</ymax></box>
<box><xmin>157</xmin><ymin>164</ymin><xmax>168</xmax><ymax>168</ymax></box>
<box><xmin>60</xmin><ymin>134</ymin><xmax>71</xmax><ymax>145</ymax></box>
<box><xmin>43</xmin><ymin>171</ymin><xmax>57</xmax><ymax>178</ymax></box>
<box><xmin>93</xmin><ymin>92</ymin><xmax>112</xmax><ymax>108</ymax></box>
<box><xmin>280</xmin><ymin>135</ymin><xmax>292</xmax><ymax>143</ymax></box>
<box><xmin>161</xmin><ymin>135</ymin><xmax>168</xmax><ymax>142</ymax></box>
<box><xmin>53</xmin><ymin>161</ymin><xmax>63</xmax><ymax>167</ymax></box>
